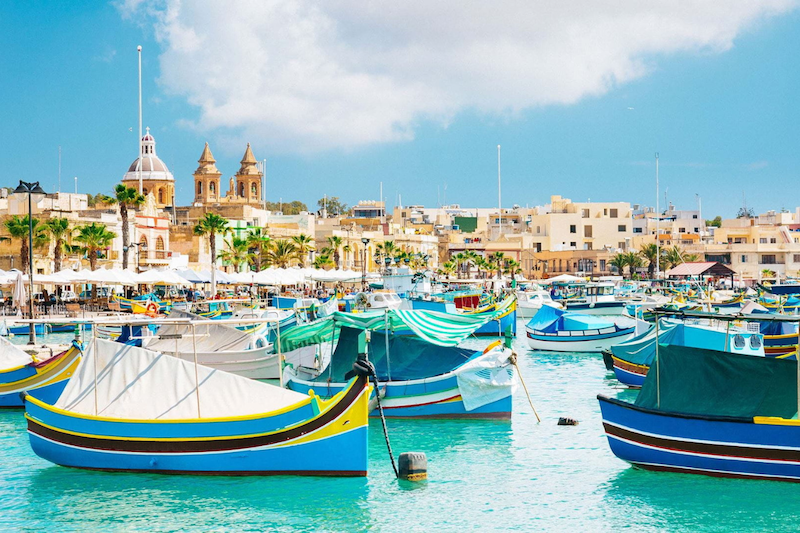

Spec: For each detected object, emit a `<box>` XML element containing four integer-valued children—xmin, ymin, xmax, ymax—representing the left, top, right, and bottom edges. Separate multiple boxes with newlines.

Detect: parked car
<box><xmin>60</xmin><ymin>291</ymin><xmax>78</xmax><ymax>302</ymax></box>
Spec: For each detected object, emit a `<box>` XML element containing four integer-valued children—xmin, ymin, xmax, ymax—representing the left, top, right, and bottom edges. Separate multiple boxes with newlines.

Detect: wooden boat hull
<box><xmin>0</xmin><ymin>346</ymin><xmax>81</xmax><ymax>407</ymax></box>
<box><xmin>526</xmin><ymin>326</ymin><xmax>636</xmax><ymax>353</ymax></box>
<box><xmin>24</xmin><ymin>375</ymin><xmax>370</xmax><ymax>476</ymax></box>
<box><xmin>599</xmin><ymin>394</ymin><xmax>800</xmax><ymax>482</ymax></box>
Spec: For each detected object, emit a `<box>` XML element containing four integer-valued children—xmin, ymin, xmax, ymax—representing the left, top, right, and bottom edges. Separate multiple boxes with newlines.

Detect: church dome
<box><xmin>122</xmin><ymin>127</ymin><xmax>174</xmax><ymax>182</ymax></box>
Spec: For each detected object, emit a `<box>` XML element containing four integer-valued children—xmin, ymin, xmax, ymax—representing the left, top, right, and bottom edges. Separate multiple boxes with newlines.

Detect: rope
<box><xmin>354</xmin><ymin>357</ymin><xmax>398</xmax><ymax>478</ymax></box>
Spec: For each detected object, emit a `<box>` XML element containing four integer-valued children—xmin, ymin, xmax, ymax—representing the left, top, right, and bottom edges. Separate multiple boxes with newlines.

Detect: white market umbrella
<box><xmin>12</xmin><ymin>271</ymin><xmax>25</xmax><ymax>312</ymax></box>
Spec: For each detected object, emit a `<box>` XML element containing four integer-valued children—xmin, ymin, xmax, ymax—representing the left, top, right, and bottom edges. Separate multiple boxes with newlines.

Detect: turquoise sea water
<box><xmin>3</xmin><ymin>323</ymin><xmax>800</xmax><ymax>531</ymax></box>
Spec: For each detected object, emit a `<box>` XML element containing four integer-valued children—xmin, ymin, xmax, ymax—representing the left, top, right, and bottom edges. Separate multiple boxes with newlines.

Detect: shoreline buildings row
<box><xmin>1</xmin><ymin>130</ymin><xmax>798</xmax><ymax>284</ymax></box>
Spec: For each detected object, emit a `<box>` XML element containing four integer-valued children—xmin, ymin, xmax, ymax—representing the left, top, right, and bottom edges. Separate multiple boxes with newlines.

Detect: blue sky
<box><xmin>1</xmin><ymin>1</ymin><xmax>799</xmax><ymax>218</ymax></box>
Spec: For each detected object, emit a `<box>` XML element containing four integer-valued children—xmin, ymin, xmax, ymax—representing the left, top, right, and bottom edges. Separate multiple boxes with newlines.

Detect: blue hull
<box><xmin>599</xmin><ymin>395</ymin><xmax>800</xmax><ymax>482</ymax></box>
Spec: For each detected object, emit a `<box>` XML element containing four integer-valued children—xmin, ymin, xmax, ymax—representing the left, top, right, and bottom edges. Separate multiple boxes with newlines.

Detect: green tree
<box><xmin>220</xmin><ymin>236</ymin><xmax>250</xmax><ymax>272</ymax></box>
<box><xmin>318</xmin><ymin>196</ymin><xmax>349</xmax><ymax>216</ymax></box>
<box><xmin>112</xmin><ymin>184</ymin><xmax>145</xmax><ymax>270</ymax></box>
<box><xmin>639</xmin><ymin>243</ymin><xmax>661</xmax><ymax>279</ymax></box>
<box><xmin>246</xmin><ymin>228</ymin><xmax>271</xmax><ymax>271</ymax></box>
<box><xmin>609</xmin><ymin>253</ymin><xmax>628</xmax><ymax>278</ymax></box>
<box><xmin>326</xmin><ymin>235</ymin><xmax>343</xmax><ymax>268</ymax></box>
<box><xmin>706</xmin><ymin>216</ymin><xmax>722</xmax><ymax>228</ymax></box>
<box><xmin>438</xmin><ymin>261</ymin><xmax>456</xmax><ymax>278</ymax></box>
<box><xmin>45</xmin><ymin>217</ymin><xmax>73</xmax><ymax>273</ymax></box>
<box><xmin>504</xmin><ymin>258</ymin><xmax>522</xmax><ymax>282</ymax></box>
<box><xmin>193</xmin><ymin>213</ymin><xmax>230</xmax><ymax>290</ymax></box>
<box><xmin>624</xmin><ymin>251</ymin><xmax>645</xmax><ymax>278</ymax></box>
<box><xmin>312</xmin><ymin>253</ymin><xmax>335</xmax><ymax>269</ymax></box>
<box><xmin>266</xmin><ymin>239</ymin><xmax>300</xmax><ymax>268</ymax></box>
<box><xmin>292</xmin><ymin>234</ymin><xmax>315</xmax><ymax>267</ymax></box>
<box><xmin>663</xmin><ymin>246</ymin><xmax>697</xmax><ymax>270</ymax></box>
<box><xmin>264</xmin><ymin>200</ymin><xmax>308</xmax><ymax>215</ymax></box>
<box><xmin>4</xmin><ymin>215</ymin><xmax>49</xmax><ymax>276</ymax></box>
<box><xmin>488</xmin><ymin>252</ymin><xmax>506</xmax><ymax>279</ymax></box>
<box><xmin>74</xmin><ymin>222</ymin><xmax>116</xmax><ymax>298</ymax></box>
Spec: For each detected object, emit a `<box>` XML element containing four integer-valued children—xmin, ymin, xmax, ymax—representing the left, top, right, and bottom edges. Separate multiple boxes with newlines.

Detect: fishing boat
<box><xmin>564</xmin><ymin>282</ymin><xmax>628</xmax><ymax>316</ymax></box>
<box><xmin>599</xmin><ymin>343</ymin><xmax>800</xmax><ymax>482</ymax></box>
<box><xmin>282</xmin><ymin>309</ymin><xmax>517</xmax><ymax>418</ymax></box>
<box><xmin>141</xmin><ymin>311</ymin><xmax>279</xmax><ymax>379</ymax></box>
<box><xmin>0</xmin><ymin>337</ymin><xmax>82</xmax><ymax>407</ymax></box>
<box><xmin>525</xmin><ymin>305</ymin><xmax>647</xmax><ymax>352</ymax></box>
<box><xmin>410</xmin><ymin>295</ymin><xmax>517</xmax><ymax>336</ymax></box>
<box><xmin>24</xmin><ymin>339</ymin><xmax>370</xmax><ymax>476</ymax></box>
<box><xmin>606</xmin><ymin>318</ymin><xmax>766</xmax><ymax>388</ymax></box>
<box><xmin>516</xmin><ymin>290</ymin><xmax>560</xmax><ymax>319</ymax></box>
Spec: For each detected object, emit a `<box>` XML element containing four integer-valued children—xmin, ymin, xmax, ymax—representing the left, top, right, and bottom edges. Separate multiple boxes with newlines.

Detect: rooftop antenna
<box><xmin>137</xmin><ymin>45</ymin><xmax>143</xmax><ymax>194</ymax></box>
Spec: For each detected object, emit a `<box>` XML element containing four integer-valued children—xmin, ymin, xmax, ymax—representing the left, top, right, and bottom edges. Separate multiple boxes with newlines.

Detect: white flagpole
<box><xmin>137</xmin><ymin>45</ymin><xmax>143</xmax><ymax>194</ymax></box>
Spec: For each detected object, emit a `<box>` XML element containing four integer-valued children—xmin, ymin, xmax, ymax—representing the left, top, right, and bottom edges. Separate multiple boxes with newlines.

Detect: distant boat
<box><xmin>564</xmin><ymin>282</ymin><xmax>628</xmax><ymax>316</ymax></box>
<box><xmin>0</xmin><ymin>337</ymin><xmax>82</xmax><ymax>407</ymax></box>
<box><xmin>599</xmin><ymin>344</ymin><xmax>800</xmax><ymax>482</ymax></box>
<box><xmin>516</xmin><ymin>290</ymin><xmax>560</xmax><ymax>319</ymax></box>
<box><xmin>525</xmin><ymin>305</ymin><xmax>647</xmax><ymax>352</ymax></box>
<box><xmin>24</xmin><ymin>339</ymin><xmax>370</xmax><ymax>476</ymax></box>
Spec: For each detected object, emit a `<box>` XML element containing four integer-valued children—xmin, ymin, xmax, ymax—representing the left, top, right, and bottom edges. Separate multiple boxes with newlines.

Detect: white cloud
<box><xmin>121</xmin><ymin>0</ymin><xmax>798</xmax><ymax>153</ymax></box>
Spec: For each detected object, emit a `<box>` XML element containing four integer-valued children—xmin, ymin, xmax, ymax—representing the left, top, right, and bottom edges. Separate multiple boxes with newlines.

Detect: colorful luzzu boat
<box><xmin>599</xmin><ymin>344</ymin><xmax>800</xmax><ymax>482</ymax></box>
<box><xmin>525</xmin><ymin>305</ymin><xmax>647</xmax><ymax>353</ymax></box>
<box><xmin>282</xmin><ymin>309</ymin><xmax>517</xmax><ymax>418</ymax></box>
<box><xmin>410</xmin><ymin>296</ymin><xmax>517</xmax><ymax>336</ymax></box>
<box><xmin>24</xmin><ymin>339</ymin><xmax>370</xmax><ymax>476</ymax></box>
<box><xmin>606</xmin><ymin>318</ymin><xmax>767</xmax><ymax>388</ymax></box>
<box><xmin>0</xmin><ymin>337</ymin><xmax>82</xmax><ymax>407</ymax></box>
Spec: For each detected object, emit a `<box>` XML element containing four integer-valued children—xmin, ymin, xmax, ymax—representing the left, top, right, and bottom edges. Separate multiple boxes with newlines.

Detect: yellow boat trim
<box><xmin>753</xmin><ymin>416</ymin><xmax>800</xmax><ymax>426</ymax></box>
<box><xmin>275</xmin><ymin>387</ymin><xmax>370</xmax><ymax>447</ymax></box>
<box><xmin>0</xmin><ymin>348</ymin><xmax>81</xmax><ymax>394</ymax></box>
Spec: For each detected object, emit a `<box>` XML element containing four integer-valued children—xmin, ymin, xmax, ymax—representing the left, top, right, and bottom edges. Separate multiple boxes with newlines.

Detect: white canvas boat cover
<box><xmin>455</xmin><ymin>348</ymin><xmax>517</xmax><ymax>411</ymax></box>
<box><xmin>146</xmin><ymin>310</ymin><xmax>256</xmax><ymax>353</ymax></box>
<box><xmin>0</xmin><ymin>336</ymin><xmax>34</xmax><ymax>369</ymax></box>
<box><xmin>55</xmin><ymin>338</ymin><xmax>307</xmax><ymax>419</ymax></box>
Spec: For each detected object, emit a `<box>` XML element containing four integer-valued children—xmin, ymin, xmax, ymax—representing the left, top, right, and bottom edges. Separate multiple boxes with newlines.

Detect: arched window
<box><xmin>251</xmin><ymin>183</ymin><xmax>257</xmax><ymax>197</ymax></box>
<box><xmin>197</xmin><ymin>181</ymin><xmax>203</xmax><ymax>195</ymax></box>
<box><xmin>210</xmin><ymin>181</ymin><xmax>216</xmax><ymax>196</ymax></box>
<box><xmin>156</xmin><ymin>236</ymin><xmax>165</xmax><ymax>259</ymax></box>
<box><xmin>158</xmin><ymin>188</ymin><xmax>164</xmax><ymax>204</ymax></box>
<box><xmin>238</xmin><ymin>182</ymin><xmax>245</xmax><ymax>197</ymax></box>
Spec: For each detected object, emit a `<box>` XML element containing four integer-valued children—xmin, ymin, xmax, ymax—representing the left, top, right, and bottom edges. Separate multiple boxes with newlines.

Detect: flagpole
<box><xmin>137</xmin><ymin>45</ymin><xmax>143</xmax><ymax>194</ymax></box>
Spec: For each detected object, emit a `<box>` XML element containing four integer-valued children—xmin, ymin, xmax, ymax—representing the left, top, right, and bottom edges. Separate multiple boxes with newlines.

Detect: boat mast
<box><xmin>497</xmin><ymin>145</ymin><xmax>501</xmax><ymax>239</ymax></box>
<box><xmin>655</xmin><ymin>153</ymin><xmax>659</xmax><ymax>280</ymax></box>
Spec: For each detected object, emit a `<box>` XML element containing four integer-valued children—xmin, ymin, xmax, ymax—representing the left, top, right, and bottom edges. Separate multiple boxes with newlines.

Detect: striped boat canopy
<box><xmin>279</xmin><ymin>308</ymin><xmax>500</xmax><ymax>352</ymax></box>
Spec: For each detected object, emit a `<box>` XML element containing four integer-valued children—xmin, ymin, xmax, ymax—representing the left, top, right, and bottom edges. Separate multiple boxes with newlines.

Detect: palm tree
<box><xmin>438</xmin><ymin>261</ymin><xmax>456</xmax><ymax>279</ymax></box>
<box><xmin>74</xmin><ymin>223</ymin><xmax>116</xmax><ymax>299</ymax></box>
<box><xmin>639</xmin><ymin>243</ymin><xmax>661</xmax><ymax>279</ymax></box>
<box><xmin>313</xmin><ymin>253</ymin><xmax>335</xmax><ymax>269</ymax></box>
<box><xmin>452</xmin><ymin>252</ymin><xmax>467</xmax><ymax>278</ymax></box>
<box><xmin>474</xmin><ymin>256</ymin><xmax>489</xmax><ymax>279</ymax></box>
<box><xmin>624</xmin><ymin>251</ymin><xmax>645</xmax><ymax>279</ymax></box>
<box><xmin>504</xmin><ymin>258</ymin><xmax>522</xmax><ymax>282</ymax></box>
<box><xmin>488</xmin><ymin>252</ymin><xmax>506</xmax><ymax>279</ymax></box>
<box><xmin>267</xmin><ymin>239</ymin><xmax>299</xmax><ymax>268</ymax></box>
<box><xmin>663</xmin><ymin>246</ymin><xmax>697</xmax><ymax>270</ymax></box>
<box><xmin>4</xmin><ymin>215</ymin><xmax>49</xmax><ymax>276</ymax></box>
<box><xmin>45</xmin><ymin>217</ymin><xmax>72</xmax><ymax>272</ymax></box>
<box><xmin>291</xmin><ymin>234</ymin><xmax>315</xmax><ymax>267</ymax></box>
<box><xmin>193</xmin><ymin>212</ymin><xmax>230</xmax><ymax>282</ymax></box>
<box><xmin>112</xmin><ymin>184</ymin><xmax>145</xmax><ymax>270</ymax></box>
<box><xmin>609</xmin><ymin>253</ymin><xmax>628</xmax><ymax>278</ymax></box>
<box><xmin>326</xmin><ymin>235</ymin><xmax>343</xmax><ymax>268</ymax></box>
<box><xmin>246</xmin><ymin>228</ymin><xmax>271</xmax><ymax>271</ymax></box>
<box><xmin>220</xmin><ymin>236</ymin><xmax>250</xmax><ymax>272</ymax></box>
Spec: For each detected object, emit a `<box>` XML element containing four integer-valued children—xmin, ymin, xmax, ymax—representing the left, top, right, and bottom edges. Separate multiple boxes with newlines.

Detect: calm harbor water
<box><xmin>3</xmin><ymin>323</ymin><xmax>800</xmax><ymax>531</ymax></box>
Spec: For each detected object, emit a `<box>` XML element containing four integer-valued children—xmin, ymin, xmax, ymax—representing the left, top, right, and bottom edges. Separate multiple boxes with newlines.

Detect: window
<box><xmin>534</xmin><ymin>243</ymin><xmax>542</xmax><ymax>253</ymax></box>
<box><xmin>760</xmin><ymin>238</ymin><xmax>767</xmax><ymax>244</ymax></box>
<box><xmin>570</xmin><ymin>242</ymin><xmax>576</xmax><ymax>247</ymax></box>
<box><xmin>584</xmin><ymin>225</ymin><xmax>592</xmax><ymax>238</ymax></box>
<box><xmin>603</xmin><ymin>208</ymin><xmax>608</xmax><ymax>216</ymax></box>
<box><xmin>210</xmin><ymin>182</ymin><xmax>216</xmax><ymax>195</ymax></box>
<box><xmin>741</xmin><ymin>255</ymin><xmax>747</xmax><ymax>262</ymax></box>
<box><xmin>610</xmin><ymin>208</ymin><xmax>618</xmax><ymax>218</ymax></box>
<box><xmin>770</xmin><ymin>238</ymin><xmax>777</xmax><ymax>243</ymax></box>
<box><xmin>599</xmin><ymin>259</ymin><xmax>606</xmax><ymax>271</ymax></box>
<box><xmin>238</xmin><ymin>182</ymin><xmax>245</xmax><ymax>197</ymax></box>
<box><xmin>158</xmin><ymin>189</ymin><xmax>164</xmax><ymax>204</ymax></box>
<box><xmin>618</xmin><ymin>242</ymin><xmax>625</xmax><ymax>249</ymax></box>
<box><xmin>581</xmin><ymin>209</ymin><xmax>590</xmax><ymax>218</ymax></box>
<box><xmin>794</xmin><ymin>254</ymin><xmax>800</xmax><ymax>263</ymax></box>
<box><xmin>692</xmin><ymin>214</ymin><xmax>698</xmax><ymax>219</ymax></box>
<box><xmin>535</xmin><ymin>226</ymin><xmax>540</xmax><ymax>233</ymax></box>
<box><xmin>679</xmin><ymin>228</ymin><xmax>686</xmax><ymax>233</ymax></box>
<box><xmin>251</xmin><ymin>183</ymin><xmax>257</xmax><ymax>196</ymax></box>
<box><xmin>618</xmin><ymin>225</ymin><xmax>626</xmax><ymax>232</ymax></box>
<box><xmin>633</xmin><ymin>227</ymin><xmax>643</xmax><ymax>233</ymax></box>
<box><xmin>694</xmin><ymin>228</ymin><xmax>699</xmax><ymax>233</ymax></box>
<box><xmin>762</xmin><ymin>254</ymin><xmax>777</xmax><ymax>264</ymax></box>
<box><xmin>569</xmin><ymin>225</ymin><xmax>576</xmax><ymax>234</ymax></box>
<box><xmin>586</xmin><ymin>242</ymin><xmax>592</xmax><ymax>251</ymax></box>
<box><xmin>197</xmin><ymin>182</ymin><xmax>203</xmax><ymax>195</ymax></box>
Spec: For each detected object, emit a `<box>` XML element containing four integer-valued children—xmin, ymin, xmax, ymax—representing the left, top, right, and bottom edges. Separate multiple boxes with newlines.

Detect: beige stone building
<box><xmin>193</xmin><ymin>143</ymin><xmax>263</xmax><ymax>207</ymax></box>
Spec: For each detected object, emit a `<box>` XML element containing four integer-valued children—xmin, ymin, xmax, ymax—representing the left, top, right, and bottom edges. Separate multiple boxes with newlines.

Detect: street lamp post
<box><xmin>361</xmin><ymin>238</ymin><xmax>370</xmax><ymax>290</ymax></box>
<box><xmin>13</xmin><ymin>181</ymin><xmax>47</xmax><ymax>345</ymax></box>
